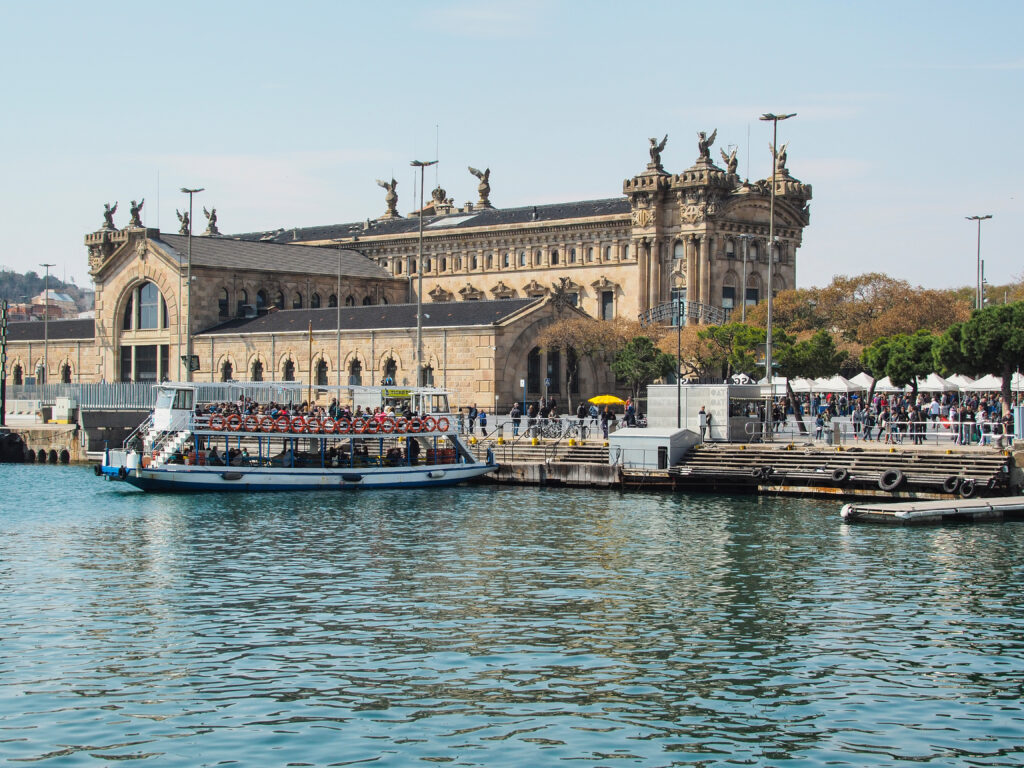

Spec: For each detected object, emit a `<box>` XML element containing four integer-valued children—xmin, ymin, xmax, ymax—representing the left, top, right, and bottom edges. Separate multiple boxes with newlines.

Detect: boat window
<box><xmin>174</xmin><ymin>389</ymin><xmax>194</xmax><ymax>410</ymax></box>
<box><xmin>156</xmin><ymin>389</ymin><xmax>174</xmax><ymax>410</ymax></box>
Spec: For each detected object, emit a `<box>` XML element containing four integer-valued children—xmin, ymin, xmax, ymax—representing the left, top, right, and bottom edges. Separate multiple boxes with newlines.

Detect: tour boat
<box><xmin>97</xmin><ymin>382</ymin><xmax>496</xmax><ymax>492</ymax></box>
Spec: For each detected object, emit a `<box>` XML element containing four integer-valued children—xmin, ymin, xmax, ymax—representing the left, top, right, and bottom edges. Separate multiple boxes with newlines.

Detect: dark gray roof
<box><xmin>234</xmin><ymin>198</ymin><xmax>631</xmax><ymax>244</ymax></box>
<box><xmin>197</xmin><ymin>298</ymin><xmax>539</xmax><ymax>336</ymax></box>
<box><xmin>151</xmin><ymin>234</ymin><xmax>393</xmax><ymax>279</ymax></box>
<box><xmin>6</xmin><ymin>318</ymin><xmax>95</xmax><ymax>342</ymax></box>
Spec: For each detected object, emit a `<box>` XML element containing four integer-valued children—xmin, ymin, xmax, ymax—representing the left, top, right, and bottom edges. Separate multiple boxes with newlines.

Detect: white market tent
<box><xmin>850</xmin><ymin>372</ymin><xmax>875</xmax><ymax>390</ymax></box>
<box><xmin>816</xmin><ymin>374</ymin><xmax>864</xmax><ymax>393</ymax></box>
<box><xmin>946</xmin><ymin>373</ymin><xmax>976</xmax><ymax>390</ymax></box>
<box><xmin>915</xmin><ymin>373</ymin><xmax>957</xmax><ymax>392</ymax></box>
<box><xmin>874</xmin><ymin>376</ymin><xmax>907</xmax><ymax>393</ymax></box>
<box><xmin>789</xmin><ymin>377</ymin><xmax>816</xmax><ymax>393</ymax></box>
<box><xmin>1013</xmin><ymin>372</ymin><xmax>1024</xmax><ymax>392</ymax></box>
<box><xmin>967</xmin><ymin>373</ymin><xmax>1003</xmax><ymax>391</ymax></box>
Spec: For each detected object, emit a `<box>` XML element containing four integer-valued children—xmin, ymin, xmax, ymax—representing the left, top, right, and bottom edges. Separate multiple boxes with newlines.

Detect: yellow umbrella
<box><xmin>588</xmin><ymin>394</ymin><xmax>627</xmax><ymax>405</ymax></box>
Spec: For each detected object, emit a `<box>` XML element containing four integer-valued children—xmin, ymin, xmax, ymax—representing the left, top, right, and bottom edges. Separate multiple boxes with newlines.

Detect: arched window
<box><xmin>251</xmin><ymin>360</ymin><xmax>264</xmax><ymax>382</ymax></box>
<box><xmin>471</xmin><ymin>255</ymin><xmax>478</xmax><ymax>270</ymax></box>
<box><xmin>721</xmin><ymin>274</ymin><xmax>737</xmax><ymax>312</ymax></box>
<box><xmin>604</xmin><ymin>246</ymin><xmax>612</xmax><ymax>261</ymax></box>
<box><xmin>395</xmin><ymin>259</ymin><xmax>402</xmax><ymax>275</ymax></box>
<box><xmin>292</xmin><ymin>292</ymin><xmax>303</xmax><ymax>310</ymax></box>
<box><xmin>551</xmin><ymin>250</ymin><xmax>559</xmax><ymax>265</ymax></box>
<box><xmin>772</xmin><ymin>243</ymin><xmax>781</xmax><ymax>263</ymax></box>
<box><xmin>673</xmin><ymin>241</ymin><xmax>685</xmax><ymax>260</ymax></box>
<box><xmin>383</xmin><ymin>357</ymin><xmax>397</xmax><ymax>384</ymax></box>
<box><xmin>503</xmin><ymin>252</ymin><xmax>510</xmax><ymax>268</ymax></box>
<box><xmin>237</xmin><ymin>289</ymin><xmax>248</xmax><ymax>317</ymax></box>
<box><xmin>311</xmin><ymin>293</ymin><xmax>321</xmax><ymax>309</ymax></box>
<box><xmin>547</xmin><ymin>349</ymin><xmax>561</xmax><ymax>394</ymax></box>
<box><xmin>348</xmin><ymin>358</ymin><xmax>362</xmax><ymax>386</ymax></box>
<box><xmin>60</xmin><ymin>363</ymin><xmax>72</xmax><ymax>384</ymax></box>
<box><xmin>328</xmin><ymin>294</ymin><xmax>338</xmax><ymax>308</ymax></box>
<box><xmin>486</xmin><ymin>253</ymin><xmax>493</xmax><ymax>269</ymax></box>
<box><xmin>282</xmin><ymin>359</ymin><xmax>295</xmax><ymax>381</ymax></box>
<box><xmin>421</xmin><ymin>364</ymin><xmax>434</xmax><ymax>386</ymax></box>
<box><xmin>362</xmin><ymin>296</ymin><xmax>373</xmax><ymax>305</ymax></box>
<box><xmin>220</xmin><ymin>360</ymin><xmax>233</xmax><ymax>382</ymax></box>
<box><xmin>274</xmin><ymin>291</ymin><xmax>285</xmax><ymax>309</ymax></box>
<box><xmin>440</xmin><ymin>257</ymin><xmax>447</xmax><ymax>272</ymax></box>
<box><xmin>749</xmin><ymin>241</ymin><xmax>760</xmax><ymax>263</ymax></box>
<box><xmin>256</xmin><ymin>290</ymin><xmax>268</xmax><ymax>313</ymax></box>
<box><xmin>569</xmin><ymin>248</ymin><xmax>576</xmax><ymax>264</ymax></box>
<box><xmin>587</xmin><ymin>247</ymin><xmax>594</xmax><ymax>262</ymax></box>
<box><xmin>138</xmin><ymin>282</ymin><xmax>161</xmax><ymax>329</ymax></box>
<box><xmin>725</xmin><ymin>239</ymin><xmax>736</xmax><ymax>259</ymax></box>
<box><xmin>519</xmin><ymin>250</ymin><xmax>526</xmax><ymax>267</ymax></box>
<box><xmin>316</xmin><ymin>359</ymin><xmax>328</xmax><ymax>386</ymax></box>
<box><xmin>13</xmin><ymin>364</ymin><xmax>23</xmax><ymax>386</ymax></box>
<box><xmin>527</xmin><ymin>347</ymin><xmax>542</xmax><ymax>393</ymax></box>
<box><xmin>36</xmin><ymin>363</ymin><xmax>46</xmax><ymax>384</ymax></box>
<box><xmin>534</xmin><ymin>249</ymin><xmax>541</xmax><ymax>265</ymax></box>
<box><xmin>745</xmin><ymin>274</ymin><xmax>760</xmax><ymax>307</ymax></box>
<box><xmin>122</xmin><ymin>295</ymin><xmax>133</xmax><ymax>330</ymax></box>
<box><xmin>345</xmin><ymin>295</ymin><xmax>355</xmax><ymax>306</ymax></box>
<box><xmin>425</xmin><ymin>258</ymin><xmax>432</xmax><ymax>272</ymax></box>
<box><xmin>623</xmin><ymin>244</ymin><xmax>630</xmax><ymax>260</ymax></box>
<box><xmin>219</xmin><ymin>288</ymin><xmax>229</xmax><ymax>317</ymax></box>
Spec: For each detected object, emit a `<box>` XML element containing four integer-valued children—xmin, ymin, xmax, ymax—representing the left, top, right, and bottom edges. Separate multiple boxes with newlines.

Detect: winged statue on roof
<box><xmin>468</xmin><ymin>166</ymin><xmax>492</xmax><ymax>208</ymax></box>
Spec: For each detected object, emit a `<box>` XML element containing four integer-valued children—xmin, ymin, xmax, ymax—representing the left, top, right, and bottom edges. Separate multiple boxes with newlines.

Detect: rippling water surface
<box><xmin>1</xmin><ymin>464</ymin><xmax>1023</xmax><ymax>766</ymax></box>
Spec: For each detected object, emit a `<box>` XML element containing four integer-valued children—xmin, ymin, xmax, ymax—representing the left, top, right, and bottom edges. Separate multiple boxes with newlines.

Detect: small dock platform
<box><xmin>841</xmin><ymin>496</ymin><xmax>1024</xmax><ymax>525</ymax></box>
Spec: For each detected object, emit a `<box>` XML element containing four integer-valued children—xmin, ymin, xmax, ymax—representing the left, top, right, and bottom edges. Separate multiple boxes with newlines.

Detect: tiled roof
<box><xmin>197</xmin><ymin>298</ymin><xmax>539</xmax><ymax>336</ymax></box>
<box><xmin>233</xmin><ymin>197</ymin><xmax>632</xmax><ymax>244</ymax></box>
<box><xmin>151</xmin><ymin>234</ymin><xmax>393</xmax><ymax>279</ymax></box>
<box><xmin>6</xmin><ymin>318</ymin><xmax>95</xmax><ymax>342</ymax></box>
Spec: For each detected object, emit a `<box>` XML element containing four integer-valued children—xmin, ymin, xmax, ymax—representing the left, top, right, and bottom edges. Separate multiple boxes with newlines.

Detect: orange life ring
<box><xmin>226</xmin><ymin>414</ymin><xmax>243</xmax><ymax>432</ymax></box>
<box><xmin>306</xmin><ymin>417</ymin><xmax>321</xmax><ymax>434</ymax></box>
<box><xmin>259</xmin><ymin>415</ymin><xmax>274</xmax><ymax>433</ymax></box>
<box><xmin>321</xmin><ymin>417</ymin><xmax>336</xmax><ymax>434</ymax></box>
<box><xmin>274</xmin><ymin>415</ymin><xmax>290</xmax><ymax>433</ymax></box>
<box><xmin>352</xmin><ymin>417</ymin><xmax>366</xmax><ymax>434</ymax></box>
<box><xmin>393</xmin><ymin>417</ymin><xmax>407</xmax><ymax>433</ymax></box>
<box><xmin>379</xmin><ymin>416</ymin><xmax>395</xmax><ymax>433</ymax></box>
<box><xmin>408</xmin><ymin>418</ymin><xmax>421</xmax><ymax>433</ymax></box>
<box><xmin>290</xmin><ymin>415</ymin><xmax>307</xmax><ymax>433</ymax></box>
<box><xmin>421</xmin><ymin>416</ymin><xmax>436</xmax><ymax>432</ymax></box>
<box><xmin>364</xmin><ymin>419</ymin><xmax>379</xmax><ymax>435</ymax></box>
<box><xmin>436</xmin><ymin>416</ymin><xmax>450</xmax><ymax>432</ymax></box>
<box><xmin>336</xmin><ymin>418</ymin><xmax>351</xmax><ymax>434</ymax></box>
<box><xmin>209</xmin><ymin>414</ymin><xmax>226</xmax><ymax>431</ymax></box>
<box><xmin>243</xmin><ymin>415</ymin><xmax>259</xmax><ymax>432</ymax></box>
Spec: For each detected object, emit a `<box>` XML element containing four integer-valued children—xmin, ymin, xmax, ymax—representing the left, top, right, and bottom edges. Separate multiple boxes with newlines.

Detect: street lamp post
<box><xmin>39</xmin><ymin>262</ymin><xmax>55</xmax><ymax>385</ymax></box>
<box><xmin>966</xmin><ymin>214</ymin><xmax>992</xmax><ymax>310</ymax></box>
<box><xmin>758</xmin><ymin>112</ymin><xmax>795</xmax><ymax>441</ymax></box>
<box><xmin>410</xmin><ymin>159</ymin><xmax>437</xmax><ymax>387</ymax></box>
<box><xmin>181</xmin><ymin>187</ymin><xmax>204</xmax><ymax>382</ymax></box>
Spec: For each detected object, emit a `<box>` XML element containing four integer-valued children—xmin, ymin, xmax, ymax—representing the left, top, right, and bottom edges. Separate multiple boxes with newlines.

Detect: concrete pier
<box><xmin>841</xmin><ymin>496</ymin><xmax>1024</xmax><ymax>525</ymax></box>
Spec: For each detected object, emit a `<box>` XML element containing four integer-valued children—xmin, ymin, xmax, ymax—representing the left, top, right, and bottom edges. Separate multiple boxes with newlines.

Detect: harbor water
<box><xmin>1</xmin><ymin>464</ymin><xmax>1023</xmax><ymax>766</ymax></box>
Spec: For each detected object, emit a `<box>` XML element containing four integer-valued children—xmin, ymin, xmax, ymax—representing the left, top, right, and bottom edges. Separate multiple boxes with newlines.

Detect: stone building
<box><xmin>3</xmin><ymin>132</ymin><xmax>811</xmax><ymax>408</ymax></box>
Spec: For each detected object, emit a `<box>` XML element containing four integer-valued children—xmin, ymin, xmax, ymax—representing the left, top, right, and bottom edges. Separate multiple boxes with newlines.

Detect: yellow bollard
<box><xmin>497</xmin><ymin>437</ymin><xmax>505</xmax><ymax>445</ymax></box>
<box><xmin>568</xmin><ymin>438</ymin><xmax>576</xmax><ymax>446</ymax></box>
<box><xmin>531</xmin><ymin>437</ymin><xmax>539</xmax><ymax>446</ymax></box>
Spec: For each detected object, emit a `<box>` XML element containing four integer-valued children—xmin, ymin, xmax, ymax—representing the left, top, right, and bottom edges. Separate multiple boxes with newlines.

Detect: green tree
<box><xmin>936</xmin><ymin>302</ymin><xmax>1024</xmax><ymax>414</ymax></box>
<box><xmin>863</xmin><ymin>330</ymin><xmax>937</xmax><ymax>400</ymax></box>
<box><xmin>610</xmin><ymin>336</ymin><xmax>676</xmax><ymax>402</ymax></box>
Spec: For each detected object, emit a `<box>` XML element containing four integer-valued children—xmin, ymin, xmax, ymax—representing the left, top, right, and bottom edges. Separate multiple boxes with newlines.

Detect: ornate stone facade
<box><xmin>4</xmin><ymin>133</ymin><xmax>811</xmax><ymax>409</ymax></box>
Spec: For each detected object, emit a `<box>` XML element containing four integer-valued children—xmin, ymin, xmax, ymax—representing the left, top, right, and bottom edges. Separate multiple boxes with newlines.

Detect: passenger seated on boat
<box><xmin>385</xmin><ymin>447</ymin><xmax>403</xmax><ymax>465</ymax></box>
<box><xmin>168</xmin><ymin>451</ymin><xmax>185</xmax><ymax>465</ymax></box>
<box><xmin>207</xmin><ymin>449</ymin><xmax>225</xmax><ymax>466</ymax></box>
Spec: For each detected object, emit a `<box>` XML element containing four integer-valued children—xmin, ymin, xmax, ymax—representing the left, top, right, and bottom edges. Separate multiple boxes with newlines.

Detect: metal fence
<box><xmin>5</xmin><ymin>381</ymin><xmax>309</xmax><ymax>409</ymax></box>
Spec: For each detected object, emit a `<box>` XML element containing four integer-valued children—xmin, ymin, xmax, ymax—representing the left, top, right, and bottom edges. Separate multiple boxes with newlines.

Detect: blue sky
<box><xmin>1</xmin><ymin>0</ymin><xmax>1020</xmax><ymax>291</ymax></box>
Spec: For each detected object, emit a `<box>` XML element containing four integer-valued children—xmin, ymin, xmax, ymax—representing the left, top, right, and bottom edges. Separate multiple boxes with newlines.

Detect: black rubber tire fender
<box><xmin>750</xmin><ymin>467</ymin><xmax>763</xmax><ymax>479</ymax></box>
<box><xmin>959</xmin><ymin>478</ymin><xmax>977</xmax><ymax>498</ymax></box>
<box><xmin>879</xmin><ymin>468</ymin><xmax>905</xmax><ymax>491</ymax></box>
<box><xmin>831</xmin><ymin>468</ymin><xmax>849</xmax><ymax>483</ymax></box>
<box><xmin>941</xmin><ymin>476</ymin><xmax>960</xmax><ymax>494</ymax></box>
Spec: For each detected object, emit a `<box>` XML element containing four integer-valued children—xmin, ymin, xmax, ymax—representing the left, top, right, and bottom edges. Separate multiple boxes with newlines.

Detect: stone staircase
<box><xmin>470</xmin><ymin>438</ymin><xmax>609</xmax><ymax>466</ymax></box>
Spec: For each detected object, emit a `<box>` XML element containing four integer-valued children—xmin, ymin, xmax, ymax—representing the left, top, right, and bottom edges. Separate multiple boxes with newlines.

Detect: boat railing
<box><xmin>121</xmin><ymin>414</ymin><xmax>154</xmax><ymax>451</ymax></box>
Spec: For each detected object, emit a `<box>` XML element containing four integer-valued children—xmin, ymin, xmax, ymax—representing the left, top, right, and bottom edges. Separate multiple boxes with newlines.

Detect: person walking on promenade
<box><xmin>478</xmin><ymin>409</ymin><xmax>487</xmax><ymax>435</ymax></box>
<box><xmin>509</xmin><ymin>402</ymin><xmax>522</xmax><ymax>437</ymax></box>
<box><xmin>466</xmin><ymin>403</ymin><xmax>478</xmax><ymax>434</ymax></box>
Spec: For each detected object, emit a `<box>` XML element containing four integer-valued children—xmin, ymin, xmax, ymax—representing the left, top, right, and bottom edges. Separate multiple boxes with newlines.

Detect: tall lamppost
<box><xmin>337</xmin><ymin>245</ymin><xmax>343</xmax><ymax>388</ymax></box>
<box><xmin>966</xmin><ymin>214</ymin><xmax>992</xmax><ymax>310</ymax></box>
<box><xmin>39</xmin><ymin>262</ymin><xmax>54</xmax><ymax>385</ymax></box>
<box><xmin>181</xmin><ymin>187</ymin><xmax>204</xmax><ymax>382</ymax></box>
<box><xmin>758</xmin><ymin>112</ymin><xmax>795</xmax><ymax>441</ymax></box>
<box><xmin>410</xmin><ymin>159</ymin><xmax>437</xmax><ymax>386</ymax></box>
